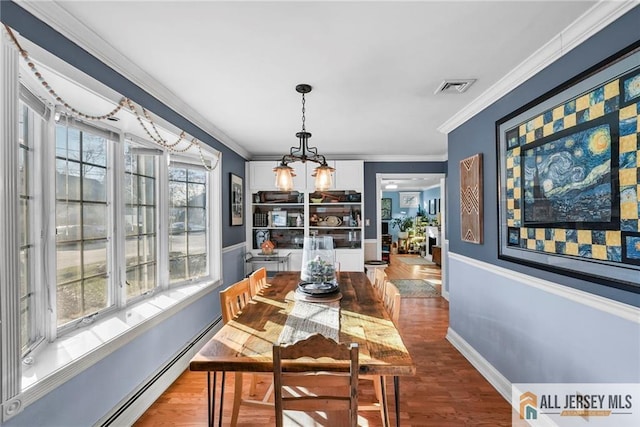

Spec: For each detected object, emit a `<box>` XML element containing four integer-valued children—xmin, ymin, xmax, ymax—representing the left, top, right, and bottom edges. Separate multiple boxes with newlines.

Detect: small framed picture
<box><xmin>271</xmin><ymin>210</ymin><xmax>288</xmax><ymax>227</ymax></box>
<box><xmin>399</xmin><ymin>192</ymin><xmax>420</xmax><ymax>208</ymax></box>
<box><xmin>230</xmin><ymin>173</ymin><xmax>243</xmax><ymax>226</ymax></box>
<box><xmin>381</xmin><ymin>198</ymin><xmax>392</xmax><ymax>220</ymax></box>
<box><xmin>254</xmin><ymin>229</ymin><xmax>270</xmax><ymax>249</ymax></box>
<box><xmin>429</xmin><ymin>199</ymin><xmax>436</xmax><ymax>214</ymax></box>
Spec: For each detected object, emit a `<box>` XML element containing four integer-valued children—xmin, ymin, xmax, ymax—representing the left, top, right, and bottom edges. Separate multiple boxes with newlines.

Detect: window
<box><xmin>168</xmin><ymin>163</ymin><xmax>208</xmax><ymax>283</ymax></box>
<box><xmin>124</xmin><ymin>143</ymin><xmax>158</xmax><ymax>300</ymax></box>
<box><xmin>18</xmin><ymin>102</ymin><xmax>41</xmax><ymax>356</ymax></box>
<box><xmin>55</xmin><ymin>123</ymin><xmax>113</xmax><ymax>328</ymax></box>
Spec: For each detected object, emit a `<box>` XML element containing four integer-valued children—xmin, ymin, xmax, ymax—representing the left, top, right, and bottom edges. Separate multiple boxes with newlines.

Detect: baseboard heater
<box><xmin>100</xmin><ymin>316</ymin><xmax>222</xmax><ymax>426</ymax></box>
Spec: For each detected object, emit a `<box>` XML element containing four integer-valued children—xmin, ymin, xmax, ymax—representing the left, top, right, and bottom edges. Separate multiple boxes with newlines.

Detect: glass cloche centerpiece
<box><xmin>298</xmin><ymin>236</ymin><xmax>339</xmax><ymax>297</ymax></box>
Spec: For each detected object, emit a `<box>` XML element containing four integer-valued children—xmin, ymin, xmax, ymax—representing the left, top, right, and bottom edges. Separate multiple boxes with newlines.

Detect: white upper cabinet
<box><xmin>249</xmin><ymin>161</ymin><xmax>277</xmax><ymax>190</ymax></box>
<box><xmin>251</xmin><ymin>160</ymin><xmax>362</xmax><ymax>192</ymax></box>
<box><xmin>334</xmin><ymin>160</ymin><xmax>363</xmax><ymax>191</ymax></box>
<box><xmin>249</xmin><ymin>161</ymin><xmax>306</xmax><ymax>190</ymax></box>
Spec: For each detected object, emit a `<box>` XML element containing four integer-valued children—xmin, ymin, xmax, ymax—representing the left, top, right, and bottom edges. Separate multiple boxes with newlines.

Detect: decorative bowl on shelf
<box><xmin>324</xmin><ymin>216</ymin><xmax>342</xmax><ymax>227</ymax></box>
<box><xmin>310</xmin><ymin>197</ymin><xmax>323</xmax><ymax>203</ymax></box>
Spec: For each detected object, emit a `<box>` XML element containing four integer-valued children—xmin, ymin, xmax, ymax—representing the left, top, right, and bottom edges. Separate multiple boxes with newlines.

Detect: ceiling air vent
<box><xmin>434</xmin><ymin>79</ymin><xmax>476</xmax><ymax>94</ymax></box>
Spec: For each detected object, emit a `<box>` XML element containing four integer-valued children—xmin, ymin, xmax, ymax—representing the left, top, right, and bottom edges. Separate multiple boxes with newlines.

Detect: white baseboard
<box><xmin>446</xmin><ymin>327</ymin><xmax>511</xmax><ymax>402</ymax></box>
<box><xmin>97</xmin><ymin>319</ymin><xmax>223</xmax><ymax>426</ymax></box>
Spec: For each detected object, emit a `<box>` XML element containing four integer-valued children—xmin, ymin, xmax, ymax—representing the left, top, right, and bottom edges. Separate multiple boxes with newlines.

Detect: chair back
<box><xmin>373</xmin><ymin>268</ymin><xmax>387</xmax><ymax>300</ymax></box>
<box><xmin>273</xmin><ymin>334</ymin><xmax>359</xmax><ymax>427</ymax></box>
<box><xmin>219</xmin><ymin>278</ymin><xmax>252</xmax><ymax>324</ymax></box>
<box><xmin>383</xmin><ymin>281</ymin><xmax>401</xmax><ymax>324</ymax></box>
<box><xmin>249</xmin><ymin>267</ymin><xmax>269</xmax><ymax>298</ymax></box>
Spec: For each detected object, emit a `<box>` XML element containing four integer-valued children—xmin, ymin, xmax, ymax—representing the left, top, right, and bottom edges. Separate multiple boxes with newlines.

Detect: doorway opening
<box><xmin>374</xmin><ymin>173</ymin><xmax>446</xmax><ymax>262</ymax></box>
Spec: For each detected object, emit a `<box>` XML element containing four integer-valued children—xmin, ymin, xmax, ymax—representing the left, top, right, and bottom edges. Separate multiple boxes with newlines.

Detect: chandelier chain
<box><xmin>301</xmin><ymin>93</ymin><xmax>306</xmax><ymax>132</ymax></box>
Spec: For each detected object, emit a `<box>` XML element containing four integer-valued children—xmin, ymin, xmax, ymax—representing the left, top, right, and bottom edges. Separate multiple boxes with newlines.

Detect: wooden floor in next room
<box><xmin>135</xmin><ymin>254</ymin><xmax>513</xmax><ymax>426</ymax></box>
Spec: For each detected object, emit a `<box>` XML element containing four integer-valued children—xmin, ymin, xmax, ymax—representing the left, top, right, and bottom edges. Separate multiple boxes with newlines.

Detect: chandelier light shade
<box><xmin>274</xmin><ymin>84</ymin><xmax>335</xmax><ymax>191</ymax></box>
<box><xmin>312</xmin><ymin>164</ymin><xmax>334</xmax><ymax>191</ymax></box>
<box><xmin>274</xmin><ymin>164</ymin><xmax>295</xmax><ymax>191</ymax></box>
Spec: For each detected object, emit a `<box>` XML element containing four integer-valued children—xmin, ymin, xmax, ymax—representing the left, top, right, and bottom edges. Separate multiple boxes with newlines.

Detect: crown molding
<box><xmin>438</xmin><ymin>0</ymin><xmax>638</xmax><ymax>135</ymax></box>
<box><xmin>15</xmin><ymin>0</ymin><xmax>250</xmax><ymax>159</ymax></box>
<box><xmin>250</xmin><ymin>153</ymin><xmax>449</xmax><ymax>162</ymax></box>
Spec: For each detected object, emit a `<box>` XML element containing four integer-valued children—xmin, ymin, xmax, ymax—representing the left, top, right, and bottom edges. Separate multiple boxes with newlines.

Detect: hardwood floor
<box><xmin>134</xmin><ymin>255</ymin><xmax>512</xmax><ymax>426</ymax></box>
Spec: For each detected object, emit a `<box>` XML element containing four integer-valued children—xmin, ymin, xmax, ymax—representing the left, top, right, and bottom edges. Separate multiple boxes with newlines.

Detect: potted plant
<box><xmin>391</xmin><ymin>216</ymin><xmax>414</xmax><ymax>239</ymax></box>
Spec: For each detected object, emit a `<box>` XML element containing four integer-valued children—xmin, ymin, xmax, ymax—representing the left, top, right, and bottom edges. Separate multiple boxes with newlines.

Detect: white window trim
<box><xmin>1</xmin><ymin>28</ymin><xmax>23</xmax><ymax>417</ymax></box>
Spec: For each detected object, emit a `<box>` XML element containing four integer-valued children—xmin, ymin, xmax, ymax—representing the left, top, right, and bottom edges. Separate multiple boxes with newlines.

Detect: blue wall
<box><xmin>446</xmin><ymin>5</ymin><xmax>640</xmax><ymax>388</ymax></box>
<box><xmin>363</xmin><ymin>162</ymin><xmax>447</xmax><ymax>239</ymax></box>
<box><xmin>223</xmin><ymin>245</ymin><xmax>247</xmax><ymax>286</ymax></box>
<box><xmin>422</xmin><ymin>186</ymin><xmax>440</xmax><ymax>217</ymax></box>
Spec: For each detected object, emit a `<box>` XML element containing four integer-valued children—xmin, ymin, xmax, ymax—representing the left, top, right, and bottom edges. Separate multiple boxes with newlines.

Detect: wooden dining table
<box><xmin>190</xmin><ymin>271</ymin><xmax>415</xmax><ymax>426</ymax></box>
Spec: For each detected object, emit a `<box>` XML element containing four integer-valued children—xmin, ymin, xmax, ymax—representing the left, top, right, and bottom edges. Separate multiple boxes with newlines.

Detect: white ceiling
<box><xmin>18</xmin><ymin>0</ymin><xmax>605</xmax><ymax>163</ymax></box>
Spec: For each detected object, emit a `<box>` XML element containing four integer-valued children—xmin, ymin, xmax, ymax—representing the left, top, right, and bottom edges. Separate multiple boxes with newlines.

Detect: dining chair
<box><xmin>360</xmin><ymin>269</ymin><xmax>395</xmax><ymax>425</ymax></box>
<box><xmin>366</xmin><ymin>279</ymin><xmax>400</xmax><ymax>427</ymax></box>
<box><xmin>219</xmin><ymin>278</ymin><xmax>273</xmax><ymax>426</ymax></box>
<box><xmin>247</xmin><ymin>267</ymin><xmax>274</xmax><ymax>397</ymax></box>
<box><xmin>372</xmin><ymin>268</ymin><xmax>387</xmax><ymax>300</ymax></box>
<box><xmin>273</xmin><ymin>334</ymin><xmax>359</xmax><ymax>427</ymax></box>
<box><xmin>249</xmin><ymin>267</ymin><xmax>269</xmax><ymax>298</ymax></box>
<box><xmin>219</xmin><ymin>278</ymin><xmax>252</xmax><ymax>324</ymax></box>
<box><xmin>383</xmin><ymin>281</ymin><xmax>401</xmax><ymax>324</ymax></box>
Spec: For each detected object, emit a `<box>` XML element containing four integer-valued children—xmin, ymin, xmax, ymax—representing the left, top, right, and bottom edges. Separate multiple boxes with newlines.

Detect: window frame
<box><xmin>53</xmin><ymin>118</ymin><xmax>118</xmax><ymax>334</ymax></box>
<box><xmin>122</xmin><ymin>138</ymin><xmax>162</xmax><ymax>304</ymax></box>
<box><xmin>17</xmin><ymin>98</ymin><xmax>47</xmax><ymax>359</ymax></box>
<box><xmin>168</xmin><ymin>159</ymin><xmax>211</xmax><ymax>286</ymax></box>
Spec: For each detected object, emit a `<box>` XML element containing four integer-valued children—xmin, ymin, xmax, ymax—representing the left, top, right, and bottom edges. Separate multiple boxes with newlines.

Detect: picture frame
<box><xmin>496</xmin><ymin>43</ymin><xmax>640</xmax><ymax>292</ymax></box>
<box><xmin>230</xmin><ymin>173</ymin><xmax>243</xmax><ymax>226</ymax></box>
<box><xmin>399</xmin><ymin>192</ymin><xmax>420</xmax><ymax>208</ymax></box>
<box><xmin>254</xmin><ymin>229</ymin><xmax>270</xmax><ymax>249</ymax></box>
<box><xmin>271</xmin><ymin>210</ymin><xmax>288</xmax><ymax>227</ymax></box>
<box><xmin>381</xmin><ymin>198</ymin><xmax>392</xmax><ymax>220</ymax></box>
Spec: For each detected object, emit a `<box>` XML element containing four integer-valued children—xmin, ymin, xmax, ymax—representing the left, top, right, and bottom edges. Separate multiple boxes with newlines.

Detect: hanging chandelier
<box><xmin>274</xmin><ymin>84</ymin><xmax>335</xmax><ymax>191</ymax></box>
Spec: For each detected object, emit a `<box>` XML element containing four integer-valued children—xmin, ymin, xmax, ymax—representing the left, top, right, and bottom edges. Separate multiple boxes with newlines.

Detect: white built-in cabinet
<box><xmin>333</xmin><ymin>160</ymin><xmax>364</xmax><ymax>191</ymax></box>
<box><xmin>247</xmin><ymin>160</ymin><xmax>364</xmax><ymax>273</ymax></box>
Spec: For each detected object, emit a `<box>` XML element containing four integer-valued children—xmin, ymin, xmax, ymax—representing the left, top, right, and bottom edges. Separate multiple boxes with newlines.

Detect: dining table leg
<box><xmin>207</xmin><ymin>372</ymin><xmax>217</xmax><ymax>427</ymax></box>
<box><xmin>380</xmin><ymin>376</ymin><xmax>390</xmax><ymax>427</ymax></box>
<box><xmin>394</xmin><ymin>376</ymin><xmax>400</xmax><ymax>427</ymax></box>
<box><xmin>206</xmin><ymin>372</ymin><xmax>227</xmax><ymax>427</ymax></box>
<box><xmin>218</xmin><ymin>372</ymin><xmax>226</xmax><ymax>427</ymax></box>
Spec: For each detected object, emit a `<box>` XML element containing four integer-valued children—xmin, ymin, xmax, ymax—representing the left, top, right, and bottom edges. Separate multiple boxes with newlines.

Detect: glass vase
<box><xmin>300</xmin><ymin>236</ymin><xmax>336</xmax><ymax>284</ymax></box>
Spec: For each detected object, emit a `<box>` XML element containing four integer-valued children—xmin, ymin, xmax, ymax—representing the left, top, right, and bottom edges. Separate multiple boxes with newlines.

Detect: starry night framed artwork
<box><xmin>497</xmin><ymin>42</ymin><xmax>640</xmax><ymax>293</ymax></box>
